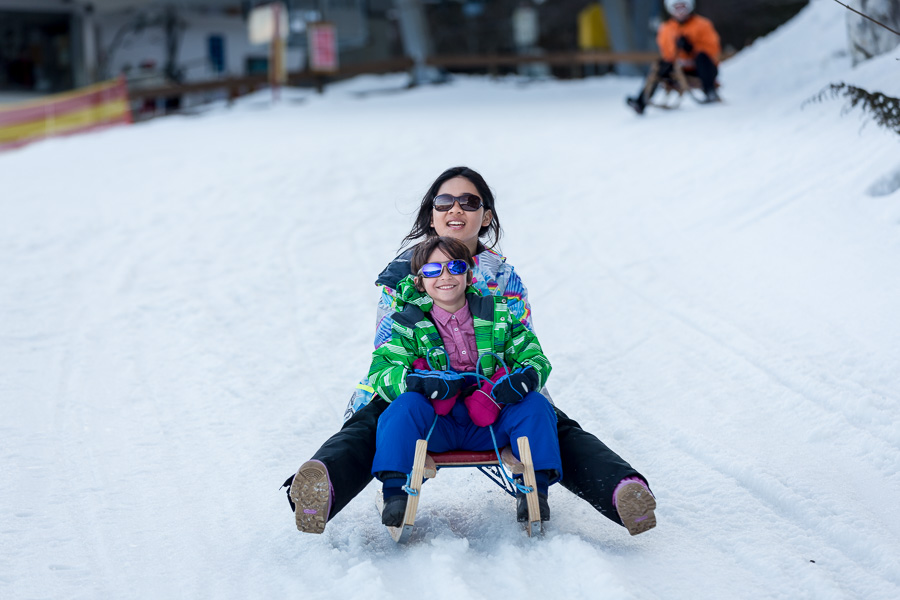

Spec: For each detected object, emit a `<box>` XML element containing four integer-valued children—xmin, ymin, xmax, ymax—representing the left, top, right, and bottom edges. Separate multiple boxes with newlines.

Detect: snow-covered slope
<box><xmin>2</xmin><ymin>1</ymin><xmax>898</xmax><ymax>598</ymax></box>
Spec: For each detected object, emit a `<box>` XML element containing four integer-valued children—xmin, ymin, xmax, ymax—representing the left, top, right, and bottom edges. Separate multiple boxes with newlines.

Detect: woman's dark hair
<box><xmin>399</xmin><ymin>166</ymin><xmax>502</xmax><ymax>251</ymax></box>
<box><xmin>411</xmin><ymin>237</ymin><xmax>475</xmax><ymax>291</ymax></box>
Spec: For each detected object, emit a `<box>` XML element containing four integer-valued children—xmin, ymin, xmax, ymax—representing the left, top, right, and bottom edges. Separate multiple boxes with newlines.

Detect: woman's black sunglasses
<box><xmin>433</xmin><ymin>193</ymin><xmax>483</xmax><ymax>212</ymax></box>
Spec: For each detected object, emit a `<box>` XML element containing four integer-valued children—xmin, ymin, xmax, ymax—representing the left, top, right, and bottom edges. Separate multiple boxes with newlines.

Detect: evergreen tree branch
<box><xmin>806</xmin><ymin>83</ymin><xmax>900</xmax><ymax>135</ymax></box>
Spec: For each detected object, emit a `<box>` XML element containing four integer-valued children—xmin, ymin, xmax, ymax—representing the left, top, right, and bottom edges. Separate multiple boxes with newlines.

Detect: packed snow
<box><xmin>2</xmin><ymin>1</ymin><xmax>899</xmax><ymax>598</ymax></box>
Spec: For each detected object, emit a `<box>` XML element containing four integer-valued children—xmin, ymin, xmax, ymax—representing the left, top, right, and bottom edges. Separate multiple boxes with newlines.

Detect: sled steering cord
<box><xmin>402</xmin><ymin>413</ymin><xmax>440</xmax><ymax>497</ymax></box>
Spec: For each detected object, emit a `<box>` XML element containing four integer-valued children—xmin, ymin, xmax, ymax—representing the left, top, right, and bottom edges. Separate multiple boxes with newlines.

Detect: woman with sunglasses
<box><xmin>370</xmin><ymin>236</ymin><xmax>560</xmax><ymax>526</ymax></box>
<box><xmin>287</xmin><ymin>166</ymin><xmax>656</xmax><ymax>536</ymax></box>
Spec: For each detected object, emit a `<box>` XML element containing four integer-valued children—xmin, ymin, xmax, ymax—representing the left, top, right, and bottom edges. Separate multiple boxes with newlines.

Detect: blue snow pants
<box><xmin>371</xmin><ymin>390</ymin><xmax>562</xmax><ymax>478</ymax></box>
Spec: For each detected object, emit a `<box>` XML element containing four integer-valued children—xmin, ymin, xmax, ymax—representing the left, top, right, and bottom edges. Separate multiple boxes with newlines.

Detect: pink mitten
<box><xmin>431</xmin><ymin>396</ymin><xmax>456</xmax><ymax>416</ymax></box>
<box><xmin>411</xmin><ymin>358</ymin><xmax>456</xmax><ymax>415</ymax></box>
<box><xmin>464</xmin><ymin>389</ymin><xmax>500</xmax><ymax>427</ymax></box>
<box><xmin>489</xmin><ymin>367</ymin><xmax>509</xmax><ymax>385</ymax></box>
<box><xmin>464</xmin><ymin>366</ymin><xmax>508</xmax><ymax>427</ymax></box>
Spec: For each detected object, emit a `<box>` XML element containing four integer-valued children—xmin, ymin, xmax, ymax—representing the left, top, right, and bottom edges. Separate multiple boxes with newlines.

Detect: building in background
<box><xmin>1</xmin><ymin>0</ymin><xmax>811</xmax><ymax>97</ymax></box>
<box><xmin>0</xmin><ymin>0</ymin><xmax>403</xmax><ymax>94</ymax></box>
<box><xmin>0</xmin><ymin>1</ymin><xmax>254</xmax><ymax>93</ymax></box>
<box><xmin>419</xmin><ymin>0</ymin><xmax>809</xmax><ymax>71</ymax></box>
<box><xmin>1</xmin><ymin>0</ymin><xmax>89</xmax><ymax>93</ymax></box>
<box><xmin>288</xmin><ymin>0</ymin><xmax>401</xmax><ymax>64</ymax></box>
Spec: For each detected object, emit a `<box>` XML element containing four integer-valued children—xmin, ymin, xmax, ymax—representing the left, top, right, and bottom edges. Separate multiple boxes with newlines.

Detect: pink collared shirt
<box><xmin>430</xmin><ymin>303</ymin><xmax>477</xmax><ymax>373</ymax></box>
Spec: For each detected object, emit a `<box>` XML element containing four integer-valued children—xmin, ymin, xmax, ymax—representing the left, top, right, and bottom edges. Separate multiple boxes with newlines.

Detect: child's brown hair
<box><xmin>411</xmin><ymin>237</ymin><xmax>475</xmax><ymax>292</ymax></box>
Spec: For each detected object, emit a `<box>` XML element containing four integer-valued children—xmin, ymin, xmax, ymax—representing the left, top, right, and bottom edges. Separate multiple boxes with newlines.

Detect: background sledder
<box><xmin>627</xmin><ymin>0</ymin><xmax>722</xmax><ymax>114</ymax></box>
<box><xmin>369</xmin><ymin>236</ymin><xmax>561</xmax><ymax>538</ymax></box>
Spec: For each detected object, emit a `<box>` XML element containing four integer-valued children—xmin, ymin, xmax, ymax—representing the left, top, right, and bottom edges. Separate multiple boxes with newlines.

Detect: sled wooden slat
<box><xmin>517</xmin><ymin>436</ymin><xmax>542</xmax><ymax>537</ymax></box>
<box><xmin>500</xmin><ymin>447</ymin><xmax>525</xmax><ymax>475</ymax></box>
<box><xmin>387</xmin><ymin>439</ymin><xmax>428</xmax><ymax>543</ymax></box>
<box><xmin>424</xmin><ymin>454</ymin><xmax>437</xmax><ymax>479</ymax></box>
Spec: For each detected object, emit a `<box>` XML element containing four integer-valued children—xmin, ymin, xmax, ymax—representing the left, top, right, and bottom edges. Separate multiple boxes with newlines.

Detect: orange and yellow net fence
<box><xmin>0</xmin><ymin>77</ymin><xmax>132</xmax><ymax>152</ymax></box>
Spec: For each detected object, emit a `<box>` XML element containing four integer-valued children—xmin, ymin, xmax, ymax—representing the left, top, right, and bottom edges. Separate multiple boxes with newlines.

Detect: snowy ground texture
<box><xmin>3</xmin><ymin>1</ymin><xmax>900</xmax><ymax>598</ymax></box>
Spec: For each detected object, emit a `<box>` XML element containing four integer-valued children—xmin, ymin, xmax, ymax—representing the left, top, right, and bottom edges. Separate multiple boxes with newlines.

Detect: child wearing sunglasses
<box><xmin>368</xmin><ymin>236</ymin><xmax>561</xmax><ymax>527</ymax></box>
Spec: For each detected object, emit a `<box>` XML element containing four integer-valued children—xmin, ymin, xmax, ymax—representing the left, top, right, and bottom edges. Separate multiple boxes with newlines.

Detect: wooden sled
<box><xmin>645</xmin><ymin>61</ymin><xmax>721</xmax><ymax>110</ymax></box>
<box><xmin>379</xmin><ymin>436</ymin><xmax>543</xmax><ymax>543</ymax></box>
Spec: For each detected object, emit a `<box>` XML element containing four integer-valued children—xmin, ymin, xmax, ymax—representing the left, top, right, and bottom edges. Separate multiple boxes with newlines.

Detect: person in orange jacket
<box><xmin>627</xmin><ymin>0</ymin><xmax>721</xmax><ymax>115</ymax></box>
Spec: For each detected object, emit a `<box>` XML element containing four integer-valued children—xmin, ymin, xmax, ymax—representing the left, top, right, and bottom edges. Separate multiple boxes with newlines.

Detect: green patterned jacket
<box><xmin>368</xmin><ymin>275</ymin><xmax>551</xmax><ymax>402</ymax></box>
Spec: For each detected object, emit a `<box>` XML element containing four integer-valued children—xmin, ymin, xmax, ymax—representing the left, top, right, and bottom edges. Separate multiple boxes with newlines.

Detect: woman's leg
<box><xmin>306</xmin><ymin>397</ymin><xmax>388</xmax><ymax>519</ymax></box>
<box><xmin>289</xmin><ymin>396</ymin><xmax>388</xmax><ymax>534</ymax></box>
<box><xmin>554</xmin><ymin>406</ymin><xmax>649</xmax><ymax>526</ymax></box>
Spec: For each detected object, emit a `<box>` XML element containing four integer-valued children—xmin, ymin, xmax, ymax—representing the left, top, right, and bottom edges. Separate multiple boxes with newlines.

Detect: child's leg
<box><xmin>475</xmin><ymin>393</ymin><xmax>558</xmax><ymax>523</ymax></box>
<box><xmin>373</xmin><ymin>394</ymin><xmax>466</xmax><ymax>527</ymax></box>
<box><xmin>371</xmin><ymin>392</ymin><xmax>435</xmax><ymax>477</ymax></box>
<box><xmin>693</xmin><ymin>52</ymin><xmax>718</xmax><ymax>95</ymax></box>
<box><xmin>493</xmin><ymin>391</ymin><xmax>562</xmax><ymax>477</ymax></box>
<box><xmin>372</xmin><ymin>392</ymin><xmax>468</xmax><ymax>475</ymax></box>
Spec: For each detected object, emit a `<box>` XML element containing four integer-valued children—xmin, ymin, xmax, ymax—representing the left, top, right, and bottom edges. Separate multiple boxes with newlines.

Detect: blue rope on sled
<box><xmin>401</xmin><ymin>413</ymin><xmax>439</xmax><ymax>496</ymax></box>
<box><xmin>489</xmin><ymin>424</ymin><xmax>533</xmax><ymax>495</ymax></box>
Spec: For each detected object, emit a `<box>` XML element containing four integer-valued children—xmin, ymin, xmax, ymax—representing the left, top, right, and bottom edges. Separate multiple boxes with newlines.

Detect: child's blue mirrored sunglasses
<box><xmin>418</xmin><ymin>259</ymin><xmax>470</xmax><ymax>278</ymax></box>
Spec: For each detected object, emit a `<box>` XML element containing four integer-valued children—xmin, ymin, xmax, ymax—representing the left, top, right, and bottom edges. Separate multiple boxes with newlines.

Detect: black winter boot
<box><xmin>515</xmin><ymin>470</ymin><xmax>551</xmax><ymax>522</ymax></box>
<box><xmin>379</xmin><ymin>471</ymin><xmax>409</xmax><ymax>527</ymax></box>
<box><xmin>626</xmin><ymin>95</ymin><xmax>646</xmax><ymax>115</ymax></box>
<box><xmin>516</xmin><ymin>491</ymin><xmax>550</xmax><ymax>522</ymax></box>
<box><xmin>381</xmin><ymin>494</ymin><xmax>409</xmax><ymax>527</ymax></box>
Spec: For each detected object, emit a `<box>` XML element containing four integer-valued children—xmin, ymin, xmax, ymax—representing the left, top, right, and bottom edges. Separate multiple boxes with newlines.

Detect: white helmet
<box><xmin>665</xmin><ymin>0</ymin><xmax>694</xmax><ymax>19</ymax></box>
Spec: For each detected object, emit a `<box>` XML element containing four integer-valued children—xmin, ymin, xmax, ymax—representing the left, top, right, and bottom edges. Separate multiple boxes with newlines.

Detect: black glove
<box><xmin>676</xmin><ymin>36</ymin><xmax>694</xmax><ymax>53</ymax></box>
<box><xmin>406</xmin><ymin>370</ymin><xmax>465</xmax><ymax>400</ymax></box>
<box><xmin>492</xmin><ymin>367</ymin><xmax>540</xmax><ymax>405</ymax></box>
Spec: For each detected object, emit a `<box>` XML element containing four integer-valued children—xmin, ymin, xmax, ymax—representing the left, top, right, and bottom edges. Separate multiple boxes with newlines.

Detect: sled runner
<box><xmin>377</xmin><ymin>436</ymin><xmax>543</xmax><ymax>543</ymax></box>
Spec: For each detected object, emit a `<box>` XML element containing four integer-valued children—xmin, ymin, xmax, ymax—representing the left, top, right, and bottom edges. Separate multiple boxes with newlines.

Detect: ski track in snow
<box><xmin>3</xmin><ymin>1</ymin><xmax>900</xmax><ymax>598</ymax></box>
<box><xmin>566</xmin><ymin>238</ymin><xmax>900</xmax><ymax>597</ymax></box>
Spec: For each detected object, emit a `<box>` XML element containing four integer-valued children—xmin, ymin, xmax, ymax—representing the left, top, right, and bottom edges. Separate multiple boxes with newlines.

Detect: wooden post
<box><xmin>269</xmin><ymin>3</ymin><xmax>286</xmax><ymax>102</ymax></box>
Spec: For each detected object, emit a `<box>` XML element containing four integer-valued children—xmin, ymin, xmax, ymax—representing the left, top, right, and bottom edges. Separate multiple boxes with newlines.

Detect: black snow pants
<box><xmin>307</xmin><ymin>398</ymin><xmax>647</xmax><ymax>527</ymax></box>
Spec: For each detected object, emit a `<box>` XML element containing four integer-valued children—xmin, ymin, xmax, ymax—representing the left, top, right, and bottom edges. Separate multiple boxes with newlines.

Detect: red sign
<box><xmin>308</xmin><ymin>22</ymin><xmax>338</xmax><ymax>73</ymax></box>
